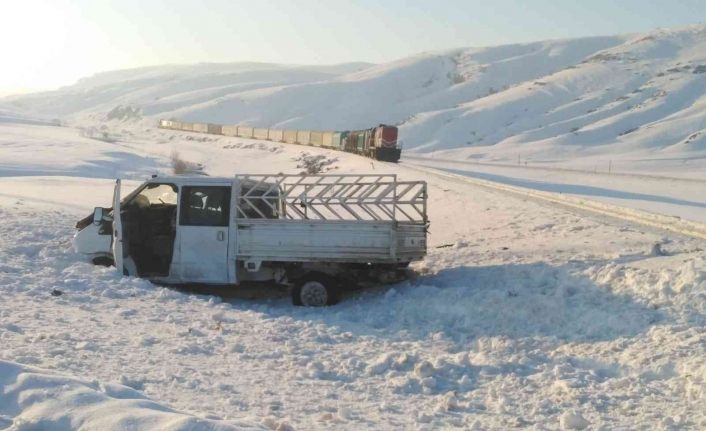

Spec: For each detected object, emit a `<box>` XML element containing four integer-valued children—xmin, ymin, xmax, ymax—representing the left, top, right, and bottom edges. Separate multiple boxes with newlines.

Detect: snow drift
<box><xmin>0</xmin><ymin>360</ymin><xmax>265</xmax><ymax>431</ymax></box>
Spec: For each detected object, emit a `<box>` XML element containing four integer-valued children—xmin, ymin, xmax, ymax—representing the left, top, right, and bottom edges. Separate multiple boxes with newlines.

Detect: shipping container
<box><xmin>222</xmin><ymin>125</ymin><xmax>239</xmax><ymax>136</ymax></box>
<box><xmin>207</xmin><ymin>123</ymin><xmax>222</xmax><ymax>134</ymax></box>
<box><xmin>332</xmin><ymin>132</ymin><xmax>346</xmax><ymax>150</ymax></box>
<box><xmin>268</xmin><ymin>129</ymin><xmax>284</xmax><ymax>141</ymax></box>
<box><xmin>297</xmin><ymin>130</ymin><xmax>311</xmax><ymax>145</ymax></box>
<box><xmin>192</xmin><ymin>123</ymin><xmax>209</xmax><ymax>133</ymax></box>
<box><xmin>343</xmin><ymin>131</ymin><xmax>358</xmax><ymax>153</ymax></box>
<box><xmin>322</xmin><ymin>132</ymin><xmax>334</xmax><ymax>148</ymax></box>
<box><xmin>253</xmin><ymin>128</ymin><xmax>269</xmax><ymax>140</ymax></box>
<box><xmin>283</xmin><ymin>130</ymin><xmax>297</xmax><ymax>144</ymax></box>
<box><xmin>310</xmin><ymin>131</ymin><xmax>324</xmax><ymax>147</ymax></box>
<box><xmin>238</xmin><ymin>127</ymin><xmax>254</xmax><ymax>138</ymax></box>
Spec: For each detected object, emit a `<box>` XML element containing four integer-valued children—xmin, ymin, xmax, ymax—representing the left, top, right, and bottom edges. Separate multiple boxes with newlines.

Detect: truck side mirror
<box><xmin>93</xmin><ymin>207</ymin><xmax>104</xmax><ymax>225</ymax></box>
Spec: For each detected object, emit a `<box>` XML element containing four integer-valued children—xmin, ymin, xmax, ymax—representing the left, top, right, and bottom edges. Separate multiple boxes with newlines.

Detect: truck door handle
<box><xmin>217</xmin><ymin>231</ymin><xmax>225</xmax><ymax>241</ymax></box>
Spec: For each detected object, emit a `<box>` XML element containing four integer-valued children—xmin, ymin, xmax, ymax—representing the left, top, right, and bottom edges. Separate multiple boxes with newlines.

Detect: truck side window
<box><xmin>180</xmin><ymin>186</ymin><xmax>231</xmax><ymax>226</ymax></box>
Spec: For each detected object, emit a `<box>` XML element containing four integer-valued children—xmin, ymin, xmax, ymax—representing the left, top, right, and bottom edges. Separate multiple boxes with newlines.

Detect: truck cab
<box><xmin>74</xmin><ymin>174</ymin><xmax>428</xmax><ymax>305</ymax></box>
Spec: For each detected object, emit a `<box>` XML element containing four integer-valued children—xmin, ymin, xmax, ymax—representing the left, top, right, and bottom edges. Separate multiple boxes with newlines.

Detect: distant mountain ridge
<box><xmin>3</xmin><ymin>24</ymin><xmax>706</xmax><ymax>161</ymax></box>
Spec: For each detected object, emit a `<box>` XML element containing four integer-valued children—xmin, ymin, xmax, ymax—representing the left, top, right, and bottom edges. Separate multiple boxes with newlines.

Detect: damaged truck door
<box><xmin>177</xmin><ymin>184</ymin><xmax>232</xmax><ymax>284</ymax></box>
<box><xmin>112</xmin><ymin>179</ymin><xmax>124</xmax><ymax>275</ymax></box>
<box><xmin>109</xmin><ymin>180</ymin><xmax>180</xmax><ymax>279</ymax></box>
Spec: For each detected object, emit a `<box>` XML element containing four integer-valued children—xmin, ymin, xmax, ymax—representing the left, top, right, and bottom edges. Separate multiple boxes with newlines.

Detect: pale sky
<box><xmin>2</xmin><ymin>0</ymin><xmax>706</xmax><ymax>96</ymax></box>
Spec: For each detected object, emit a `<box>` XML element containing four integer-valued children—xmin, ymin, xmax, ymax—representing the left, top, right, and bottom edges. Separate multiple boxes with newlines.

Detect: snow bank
<box><xmin>0</xmin><ymin>360</ymin><xmax>265</xmax><ymax>431</ymax></box>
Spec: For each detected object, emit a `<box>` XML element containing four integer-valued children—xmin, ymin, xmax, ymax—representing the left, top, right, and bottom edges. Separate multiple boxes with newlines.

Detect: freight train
<box><xmin>158</xmin><ymin>119</ymin><xmax>402</xmax><ymax>162</ymax></box>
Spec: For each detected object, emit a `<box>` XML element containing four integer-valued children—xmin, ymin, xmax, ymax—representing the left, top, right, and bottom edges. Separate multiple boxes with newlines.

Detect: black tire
<box><xmin>292</xmin><ymin>272</ymin><xmax>340</xmax><ymax>307</ymax></box>
<box><xmin>92</xmin><ymin>256</ymin><xmax>114</xmax><ymax>267</ymax></box>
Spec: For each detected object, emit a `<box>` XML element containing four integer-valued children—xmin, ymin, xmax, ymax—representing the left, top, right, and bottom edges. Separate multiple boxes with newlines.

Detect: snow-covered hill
<box><xmin>403</xmin><ymin>25</ymin><xmax>706</xmax><ymax>164</ymax></box>
<box><xmin>0</xmin><ymin>36</ymin><xmax>626</xmax><ymax>129</ymax></box>
<box><xmin>3</xmin><ymin>24</ymin><xmax>706</xmax><ymax>166</ymax></box>
<box><xmin>1</xmin><ymin>62</ymin><xmax>372</xmax><ymax>123</ymax></box>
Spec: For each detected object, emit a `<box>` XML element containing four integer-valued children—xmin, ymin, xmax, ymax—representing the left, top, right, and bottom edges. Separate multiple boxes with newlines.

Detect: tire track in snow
<box><xmin>402</xmin><ymin>162</ymin><xmax>706</xmax><ymax>241</ymax></box>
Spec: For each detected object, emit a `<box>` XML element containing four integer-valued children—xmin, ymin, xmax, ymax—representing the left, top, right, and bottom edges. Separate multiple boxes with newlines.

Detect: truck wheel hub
<box><xmin>300</xmin><ymin>281</ymin><xmax>328</xmax><ymax>306</ymax></box>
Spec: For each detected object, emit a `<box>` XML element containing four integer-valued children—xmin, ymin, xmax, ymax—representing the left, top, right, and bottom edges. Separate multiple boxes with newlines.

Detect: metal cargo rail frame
<box><xmin>232</xmin><ymin>174</ymin><xmax>428</xmax><ymax>265</ymax></box>
<box><xmin>234</xmin><ymin>174</ymin><xmax>427</xmax><ymax>223</ymax></box>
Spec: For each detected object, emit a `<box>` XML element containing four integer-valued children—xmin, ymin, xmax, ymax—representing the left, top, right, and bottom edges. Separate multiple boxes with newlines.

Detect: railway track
<box><xmin>404</xmin><ymin>155</ymin><xmax>706</xmax><ymax>184</ymax></box>
<box><xmin>402</xmin><ymin>162</ymin><xmax>706</xmax><ymax>241</ymax></box>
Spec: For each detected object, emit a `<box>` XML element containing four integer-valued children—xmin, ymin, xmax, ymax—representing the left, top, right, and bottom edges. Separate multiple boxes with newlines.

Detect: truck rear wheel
<box><xmin>92</xmin><ymin>256</ymin><xmax>114</xmax><ymax>267</ymax></box>
<box><xmin>292</xmin><ymin>273</ymin><xmax>340</xmax><ymax>306</ymax></box>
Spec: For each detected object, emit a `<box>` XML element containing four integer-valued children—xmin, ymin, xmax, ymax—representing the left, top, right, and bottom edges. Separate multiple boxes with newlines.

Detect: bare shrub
<box><xmin>171</xmin><ymin>149</ymin><xmax>188</xmax><ymax>174</ymax></box>
<box><xmin>79</xmin><ymin>126</ymin><xmax>117</xmax><ymax>143</ymax></box>
<box><xmin>294</xmin><ymin>152</ymin><xmax>338</xmax><ymax>174</ymax></box>
<box><xmin>170</xmin><ymin>149</ymin><xmax>205</xmax><ymax>175</ymax></box>
<box><xmin>451</xmin><ymin>74</ymin><xmax>465</xmax><ymax>84</ymax></box>
<box><xmin>105</xmin><ymin>105</ymin><xmax>142</xmax><ymax>121</ymax></box>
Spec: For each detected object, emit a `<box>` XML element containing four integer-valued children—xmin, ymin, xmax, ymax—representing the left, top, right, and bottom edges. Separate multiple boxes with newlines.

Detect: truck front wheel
<box><xmin>292</xmin><ymin>273</ymin><xmax>340</xmax><ymax>306</ymax></box>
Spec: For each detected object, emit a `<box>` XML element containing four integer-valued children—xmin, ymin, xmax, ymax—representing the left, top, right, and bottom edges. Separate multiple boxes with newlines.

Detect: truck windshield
<box><xmin>126</xmin><ymin>183</ymin><xmax>178</xmax><ymax>208</ymax></box>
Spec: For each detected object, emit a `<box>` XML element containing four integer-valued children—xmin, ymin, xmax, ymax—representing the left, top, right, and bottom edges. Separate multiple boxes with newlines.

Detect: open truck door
<box><xmin>112</xmin><ymin>179</ymin><xmax>124</xmax><ymax>275</ymax></box>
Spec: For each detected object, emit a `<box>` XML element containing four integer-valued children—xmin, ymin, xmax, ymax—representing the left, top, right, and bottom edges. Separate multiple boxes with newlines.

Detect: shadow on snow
<box><xmin>440</xmin><ymin>167</ymin><xmax>706</xmax><ymax>210</ymax></box>
<box><xmin>248</xmin><ymin>261</ymin><xmax>665</xmax><ymax>345</ymax></box>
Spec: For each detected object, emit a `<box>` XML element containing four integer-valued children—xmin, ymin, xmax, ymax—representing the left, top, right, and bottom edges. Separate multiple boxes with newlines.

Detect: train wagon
<box><xmin>310</xmin><ymin>131</ymin><xmax>324</xmax><ymax>147</ymax></box>
<box><xmin>283</xmin><ymin>130</ymin><xmax>297</xmax><ymax>144</ymax></box>
<box><xmin>207</xmin><ymin>123</ymin><xmax>222</xmax><ymax>134</ymax></box>
<box><xmin>222</xmin><ymin>125</ymin><xmax>239</xmax><ymax>136</ymax></box>
<box><xmin>297</xmin><ymin>130</ymin><xmax>311</xmax><ymax>145</ymax></box>
<box><xmin>268</xmin><ymin>129</ymin><xmax>284</xmax><ymax>142</ymax></box>
<box><xmin>238</xmin><ymin>127</ymin><xmax>254</xmax><ymax>138</ymax></box>
<box><xmin>192</xmin><ymin>123</ymin><xmax>209</xmax><ymax>133</ymax></box>
<box><xmin>253</xmin><ymin>128</ymin><xmax>268</xmax><ymax>140</ymax></box>
<box><xmin>322</xmin><ymin>132</ymin><xmax>334</xmax><ymax>148</ymax></box>
<box><xmin>332</xmin><ymin>131</ymin><xmax>348</xmax><ymax>150</ymax></box>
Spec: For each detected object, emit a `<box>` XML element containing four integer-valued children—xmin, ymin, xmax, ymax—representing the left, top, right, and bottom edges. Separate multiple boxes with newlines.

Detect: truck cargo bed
<box><xmin>236</xmin><ymin>220</ymin><xmax>426</xmax><ymax>263</ymax></box>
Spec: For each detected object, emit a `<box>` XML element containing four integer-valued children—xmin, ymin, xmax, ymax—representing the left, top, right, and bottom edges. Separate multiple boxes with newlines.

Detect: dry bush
<box><xmin>171</xmin><ymin>149</ymin><xmax>189</xmax><ymax>174</ymax></box>
<box><xmin>170</xmin><ymin>149</ymin><xmax>206</xmax><ymax>175</ymax></box>
<box><xmin>294</xmin><ymin>152</ymin><xmax>338</xmax><ymax>174</ymax></box>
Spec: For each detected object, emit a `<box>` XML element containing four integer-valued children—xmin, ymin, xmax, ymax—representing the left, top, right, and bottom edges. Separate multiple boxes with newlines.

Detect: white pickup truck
<box><xmin>73</xmin><ymin>174</ymin><xmax>428</xmax><ymax>305</ymax></box>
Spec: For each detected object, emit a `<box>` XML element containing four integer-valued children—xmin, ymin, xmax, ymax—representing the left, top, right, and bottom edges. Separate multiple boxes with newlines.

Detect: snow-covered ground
<box><xmin>2</xmin><ymin>119</ymin><xmax>706</xmax><ymax>430</ymax></box>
